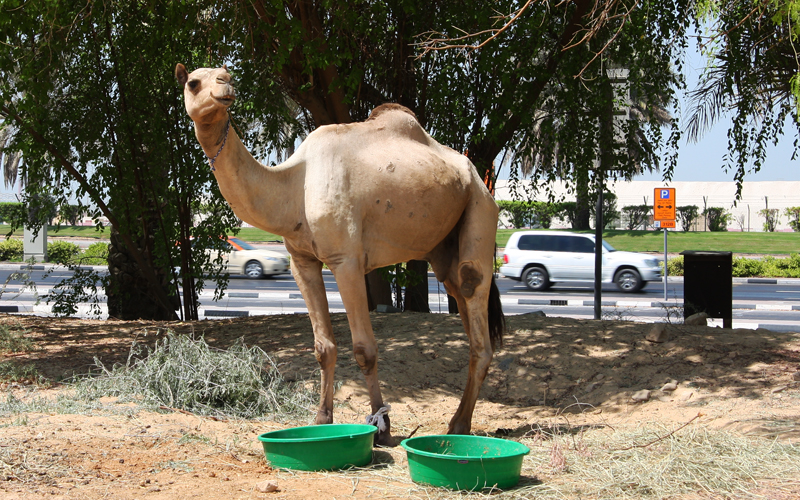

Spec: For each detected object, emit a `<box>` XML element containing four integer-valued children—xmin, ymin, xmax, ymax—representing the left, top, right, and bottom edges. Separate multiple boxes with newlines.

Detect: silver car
<box><xmin>499</xmin><ymin>231</ymin><xmax>662</xmax><ymax>292</ymax></box>
<box><xmin>209</xmin><ymin>237</ymin><xmax>290</xmax><ymax>278</ymax></box>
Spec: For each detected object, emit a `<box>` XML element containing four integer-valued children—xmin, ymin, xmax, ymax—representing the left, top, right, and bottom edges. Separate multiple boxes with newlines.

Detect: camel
<box><xmin>175</xmin><ymin>64</ymin><xmax>504</xmax><ymax>446</ymax></box>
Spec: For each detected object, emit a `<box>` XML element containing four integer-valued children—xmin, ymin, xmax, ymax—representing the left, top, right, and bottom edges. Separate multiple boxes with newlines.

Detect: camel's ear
<box><xmin>175</xmin><ymin>63</ymin><xmax>189</xmax><ymax>87</ymax></box>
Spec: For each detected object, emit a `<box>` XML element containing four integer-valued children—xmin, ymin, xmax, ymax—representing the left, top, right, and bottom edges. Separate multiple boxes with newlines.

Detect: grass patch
<box><xmin>73</xmin><ymin>331</ymin><xmax>316</xmax><ymax>420</ymax></box>
<box><xmin>5</xmin><ymin>225</ymin><xmax>795</xmax><ymax>255</ymax></box>
<box><xmin>0</xmin><ymin>362</ymin><xmax>45</xmax><ymax>385</ymax></box>
<box><xmin>0</xmin><ymin>324</ymin><xmax>37</xmax><ymax>354</ymax></box>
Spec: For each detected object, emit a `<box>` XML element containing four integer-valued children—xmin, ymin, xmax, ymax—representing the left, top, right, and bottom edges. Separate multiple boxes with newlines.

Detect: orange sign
<box><xmin>654</xmin><ymin>188</ymin><xmax>676</xmax><ymax>221</ymax></box>
<box><xmin>656</xmin><ymin>220</ymin><xmax>676</xmax><ymax>228</ymax></box>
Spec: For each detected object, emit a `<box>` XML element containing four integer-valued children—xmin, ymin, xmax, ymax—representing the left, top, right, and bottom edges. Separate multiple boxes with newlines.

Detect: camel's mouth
<box><xmin>214</xmin><ymin>95</ymin><xmax>235</xmax><ymax>106</ymax></box>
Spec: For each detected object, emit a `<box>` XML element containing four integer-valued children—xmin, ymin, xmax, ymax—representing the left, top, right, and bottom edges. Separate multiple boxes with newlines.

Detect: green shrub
<box><xmin>665</xmin><ymin>256</ymin><xmax>683</xmax><ymax>276</ymax></box>
<box><xmin>732</xmin><ymin>257</ymin><xmax>766</xmax><ymax>277</ymax></box>
<box><xmin>762</xmin><ymin>254</ymin><xmax>800</xmax><ymax>278</ymax></box>
<box><xmin>703</xmin><ymin>207</ymin><xmax>730</xmax><ymax>231</ymax></box>
<box><xmin>47</xmin><ymin>241</ymin><xmax>81</xmax><ymax>264</ymax></box>
<box><xmin>667</xmin><ymin>254</ymin><xmax>800</xmax><ymax>278</ymax></box>
<box><xmin>497</xmin><ymin>200</ymin><xmax>532</xmax><ymax>228</ymax></box>
<box><xmin>785</xmin><ymin>207</ymin><xmax>800</xmax><ymax>232</ymax></box>
<box><xmin>0</xmin><ymin>239</ymin><xmax>23</xmax><ymax>261</ymax></box>
<box><xmin>676</xmin><ymin>205</ymin><xmax>699</xmax><ymax>232</ymax></box>
<box><xmin>79</xmin><ymin>242</ymin><xmax>109</xmax><ymax>265</ymax></box>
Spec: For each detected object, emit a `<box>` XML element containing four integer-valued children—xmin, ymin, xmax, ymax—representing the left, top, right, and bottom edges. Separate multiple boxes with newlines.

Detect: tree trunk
<box><xmin>403</xmin><ymin>259</ymin><xmax>430</xmax><ymax>312</ymax></box>
<box><xmin>365</xmin><ymin>269</ymin><xmax>392</xmax><ymax>311</ymax></box>
<box><xmin>574</xmin><ymin>168</ymin><xmax>592</xmax><ymax>230</ymax></box>
<box><xmin>106</xmin><ymin>224</ymin><xmax>179</xmax><ymax>320</ymax></box>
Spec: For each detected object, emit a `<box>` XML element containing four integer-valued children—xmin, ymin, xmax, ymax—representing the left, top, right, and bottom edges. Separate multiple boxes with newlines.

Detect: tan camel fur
<box><xmin>176</xmin><ymin>64</ymin><xmax>504</xmax><ymax>446</ymax></box>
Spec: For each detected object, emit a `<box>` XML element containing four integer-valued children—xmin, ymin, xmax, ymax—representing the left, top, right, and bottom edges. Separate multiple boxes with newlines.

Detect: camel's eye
<box><xmin>187</xmin><ymin>80</ymin><xmax>200</xmax><ymax>91</ymax></box>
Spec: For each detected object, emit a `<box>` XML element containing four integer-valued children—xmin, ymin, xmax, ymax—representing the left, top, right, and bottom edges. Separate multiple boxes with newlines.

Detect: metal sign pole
<box><xmin>663</xmin><ymin>228</ymin><xmax>668</xmax><ymax>300</ymax></box>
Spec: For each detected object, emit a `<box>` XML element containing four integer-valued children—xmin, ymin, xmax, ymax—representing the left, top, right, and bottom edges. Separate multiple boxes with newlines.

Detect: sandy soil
<box><xmin>1</xmin><ymin>311</ymin><xmax>799</xmax><ymax>499</ymax></box>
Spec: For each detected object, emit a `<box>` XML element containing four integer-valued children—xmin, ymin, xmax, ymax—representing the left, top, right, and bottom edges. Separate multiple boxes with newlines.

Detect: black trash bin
<box><xmin>680</xmin><ymin>251</ymin><xmax>732</xmax><ymax>328</ymax></box>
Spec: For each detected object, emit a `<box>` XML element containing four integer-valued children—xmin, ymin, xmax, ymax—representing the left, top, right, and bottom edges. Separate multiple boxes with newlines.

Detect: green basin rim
<box><xmin>401</xmin><ymin>435</ymin><xmax>530</xmax><ymax>461</ymax></box>
<box><xmin>259</xmin><ymin>424</ymin><xmax>376</xmax><ymax>444</ymax></box>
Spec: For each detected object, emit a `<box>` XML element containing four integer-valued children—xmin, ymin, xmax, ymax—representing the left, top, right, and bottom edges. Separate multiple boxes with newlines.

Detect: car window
<box><xmin>518</xmin><ymin>235</ymin><xmax>538</xmax><ymax>250</ymax></box>
<box><xmin>570</xmin><ymin>236</ymin><xmax>595</xmax><ymax>253</ymax></box>
<box><xmin>229</xmin><ymin>237</ymin><xmax>255</xmax><ymax>250</ymax></box>
<box><xmin>552</xmin><ymin>235</ymin><xmax>573</xmax><ymax>252</ymax></box>
<box><xmin>518</xmin><ymin>235</ymin><xmax>557</xmax><ymax>251</ymax></box>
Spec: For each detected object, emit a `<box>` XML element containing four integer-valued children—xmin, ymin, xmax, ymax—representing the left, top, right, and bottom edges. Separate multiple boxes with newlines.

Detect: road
<box><xmin>0</xmin><ymin>262</ymin><xmax>798</xmax><ymax>332</ymax></box>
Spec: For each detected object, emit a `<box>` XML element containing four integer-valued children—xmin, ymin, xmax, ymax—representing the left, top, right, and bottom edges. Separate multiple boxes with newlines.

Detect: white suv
<box><xmin>499</xmin><ymin>231</ymin><xmax>662</xmax><ymax>292</ymax></box>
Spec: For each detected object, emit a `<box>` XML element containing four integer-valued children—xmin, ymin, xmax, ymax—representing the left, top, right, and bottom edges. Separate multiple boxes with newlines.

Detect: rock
<box><xmin>679</xmin><ymin>391</ymin><xmax>693</xmax><ymax>402</ymax></box>
<box><xmin>792</xmin><ymin>372</ymin><xmax>800</xmax><ymax>381</ymax></box>
<box><xmin>255</xmin><ymin>480</ymin><xmax>279</xmax><ymax>493</ymax></box>
<box><xmin>646</xmin><ymin>323</ymin><xmax>669</xmax><ymax>343</ymax></box>
<box><xmin>685</xmin><ymin>312</ymin><xmax>709</xmax><ymax>326</ymax></box>
<box><xmin>661</xmin><ymin>380</ymin><xmax>678</xmax><ymax>392</ymax></box>
<box><xmin>631</xmin><ymin>389</ymin><xmax>651</xmax><ymax>402</ymax></box>
<box><xmin>771</xmin><ymin>385</ymin><xmax>788</xmax><ymax>394</ymax></box>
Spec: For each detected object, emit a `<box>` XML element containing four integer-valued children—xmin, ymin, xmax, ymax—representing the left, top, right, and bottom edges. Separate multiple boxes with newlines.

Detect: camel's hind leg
<box><xmin>442</xmin><ymin>190</ymin><xmax>502</xmax><ymax>435</ymax></box>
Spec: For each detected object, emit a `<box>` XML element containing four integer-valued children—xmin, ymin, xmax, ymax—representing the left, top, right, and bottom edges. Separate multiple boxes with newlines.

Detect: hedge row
<box><xmin>666</xmin><ymin>254</ymin><xmax>800</xmax><ymax>278</ymax></box>
<box><xmin>0</xmin><ymin>239</ymin><xmax>108</xmax><ymax>265</ymax></box>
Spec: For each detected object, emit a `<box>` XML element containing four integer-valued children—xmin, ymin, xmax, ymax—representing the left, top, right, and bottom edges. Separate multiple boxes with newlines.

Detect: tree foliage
<box><xmin>677</xmin><ymin>205</ymin><xmax>700</xmax><ymax>232</ymax></box>
<box><xmin>703</xmin><ymin>206</ymin><xmax>730</xmax><ymax>231</ymax></box>
<box><xmin>0</xmin><ymin>1</ymin><xmax>245</xmax><ymax>320</ymax></box>
<box><xmin>785</xmin><ymin>206</ymin><xmax>800</xmax><ymax>231</ymax></box>
<box><xmin>687</xmin><ymin>0</ymin><xmax>800</xmax><ymax>196</ymax></box>
<box><xmin>0</xmin><ymin>0</ymin><xmax>700</xmax><ymax>318</ymax></box>
<box><xmin>759</xmin><ymin>208</ymin><xmax>780</xmax><ymax>232</ymax></box>
<box><xmin>622</xmin><ymin>205</ymin><xmax>652</xmax><ymax>230</ymax></box>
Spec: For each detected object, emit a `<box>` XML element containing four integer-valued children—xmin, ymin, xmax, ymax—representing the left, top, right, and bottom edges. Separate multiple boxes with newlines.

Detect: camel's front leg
<box><xmin>290</xmin><ymin>253</ymin><xmax>336</xmax><ymax>425</ymax></box>
<box><xmin>332</xmin><ymin>261</ymin><xmax>395</xmax><ymax>447</ymax></box>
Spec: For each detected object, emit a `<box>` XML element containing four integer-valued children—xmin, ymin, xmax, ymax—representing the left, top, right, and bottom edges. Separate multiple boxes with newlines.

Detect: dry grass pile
<box><xmin>72</xmin><ymin>331</ymin><xmax>318</xmax><ymax>420</ymax></box>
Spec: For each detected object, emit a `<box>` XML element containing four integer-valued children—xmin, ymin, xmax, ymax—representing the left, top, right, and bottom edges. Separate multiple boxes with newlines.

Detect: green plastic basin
<box><xmin>401</xmin><ymin>434</ymin><xmax>530</xmax><ymax>490</ymax></box>
<box><xmin>258</xmin><ymin>424</ymin><xmax>376</xmax><ymax>471</ymax></box>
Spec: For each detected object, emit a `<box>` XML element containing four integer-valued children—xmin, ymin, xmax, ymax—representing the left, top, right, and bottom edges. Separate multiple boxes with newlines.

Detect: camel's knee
<box><xmin>314</xmin><ymin>339</ymin><xmax>337</xmax><ymax>369</ymax></box>
<box><xmin>458</xmin><ymin>261</ymin><xmax>485</xmax><ymax>298</ymax></box>
<box><xmin>353</xmin><ymin>342</ymin><xmax>378</xmax><ymax>376</ymax></box>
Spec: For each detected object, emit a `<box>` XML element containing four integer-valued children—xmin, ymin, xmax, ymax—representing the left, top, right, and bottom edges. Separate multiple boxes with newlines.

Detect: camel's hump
<box><xmin>367</xmin><ymin>103</ymin><xmax>418</xmax><ymax>122</ymax></box>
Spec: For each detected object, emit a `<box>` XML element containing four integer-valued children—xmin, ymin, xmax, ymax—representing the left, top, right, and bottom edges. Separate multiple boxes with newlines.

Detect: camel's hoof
<box><xmin>314</xmin><ymin>410</ymin><xmax>333</xmax><ymax>425</ymax></box>
<box><xmin>374</xmin><ymin>429</ymin><xmax>397</xmax><ymax>447</ymax></box>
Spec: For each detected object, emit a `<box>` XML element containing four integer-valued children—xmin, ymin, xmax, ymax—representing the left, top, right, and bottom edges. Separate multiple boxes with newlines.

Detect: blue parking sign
<box><xmin>660</xmin><ymin>189</ymin><xmax>670</xmax><ymax>199</ymax></box>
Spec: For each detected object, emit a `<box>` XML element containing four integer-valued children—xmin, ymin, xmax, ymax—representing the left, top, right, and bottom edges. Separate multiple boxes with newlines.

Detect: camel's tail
<box><xmin>488</xmin><ymin>275</ymin><xmax>505</xmax><ymax>350</ymax></box>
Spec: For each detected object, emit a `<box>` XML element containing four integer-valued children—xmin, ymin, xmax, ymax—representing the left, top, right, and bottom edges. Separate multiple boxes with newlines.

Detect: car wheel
<box><xmin>523</xmin><ymin>266</ymin><xmax>550</xmax><ymax>291</ymax></box>
<box><xmin>615</xmin><ymin>268</ymin><xmax>643</xmax><ymax>292</ymax></box>
<box><xmin>244</xmin><ymin>260</ymin><xmax>264</xmax><ymax>279</ymax></box>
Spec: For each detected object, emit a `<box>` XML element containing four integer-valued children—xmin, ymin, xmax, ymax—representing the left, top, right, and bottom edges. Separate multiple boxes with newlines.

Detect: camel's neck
<box><xmin>194</xmin><ymin>120</ymin><xmax>302</xmax><ymax>236</ymax></box>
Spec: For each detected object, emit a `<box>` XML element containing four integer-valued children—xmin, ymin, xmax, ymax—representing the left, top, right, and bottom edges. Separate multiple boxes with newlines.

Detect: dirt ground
<box><xmin>1</xmin><ymin>311</ymin><xmax>799</xmax><ymax>499</ymax></box>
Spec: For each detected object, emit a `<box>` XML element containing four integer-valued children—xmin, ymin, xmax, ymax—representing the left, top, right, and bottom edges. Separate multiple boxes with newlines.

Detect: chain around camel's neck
<box><xmin>206</xmin><ymin>119</ymin><xmax>230</xmax><ymax>171</ymax></box>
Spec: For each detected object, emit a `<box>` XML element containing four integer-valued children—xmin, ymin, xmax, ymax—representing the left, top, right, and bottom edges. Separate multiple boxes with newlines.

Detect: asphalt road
<box><xmin>1</xmin><ymin>263</ymin><xmax>798</xmax><ymax>331</ymax></box>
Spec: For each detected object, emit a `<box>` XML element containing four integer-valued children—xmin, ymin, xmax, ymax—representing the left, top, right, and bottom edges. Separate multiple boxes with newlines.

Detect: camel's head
<box><xmin>175</xmin><ymin>64</ymin><xmax>236</xmax><ymax>124</ymax></box>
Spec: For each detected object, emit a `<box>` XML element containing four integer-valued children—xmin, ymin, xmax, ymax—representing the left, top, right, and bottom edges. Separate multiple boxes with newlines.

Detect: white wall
<box><xmin>495</xmin><ymin>180</ymin><xmax>800</xmax><ymax>232</ymax></box>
